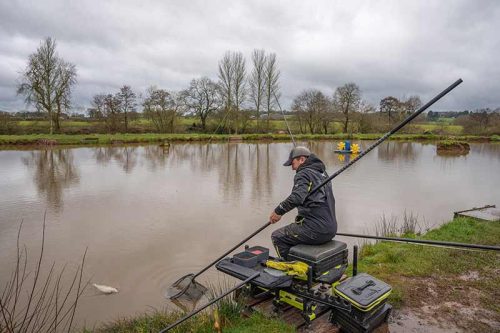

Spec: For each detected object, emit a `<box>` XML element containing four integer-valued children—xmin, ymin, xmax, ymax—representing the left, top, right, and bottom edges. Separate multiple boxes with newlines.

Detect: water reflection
<box><xmin>143</xmin><ymin>145</ymin><xmax>170</xmax><ymax>171</ymax></box>
<box><xmin>156</xmin><ymin>143</ymin><xmax>277</xmax><ymax>203</ymax></box>
<box><xmin>473</xmin><ymin>142</ymin><xmax>500</xmax><ymax>159</ymax></box>
<box><xmin>377</xmin><ymin>141</ymin><xmax>418</xmax><ymax>161</ymax></box>
<box><xmin>93</xmin><ymin>146</ymin><xmax>138</xmax><ymax>173</ymax></box>
<box><xmin>250</xmin><ymin>143</ymin><xmax>275</xmax><ymax>202</ymax></box>
<box><xmin>22</xmin><ymin>149</ymin><xmax>79</xmax><ymax>210</ymax></box>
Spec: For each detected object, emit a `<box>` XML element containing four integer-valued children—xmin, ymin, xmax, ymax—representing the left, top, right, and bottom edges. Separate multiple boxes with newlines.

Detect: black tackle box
<box><xmin>333</xmin><ymin>273</ymin><xmax>392</xmax><ymax>313</ymax></box>
<box><xmin>287</xmin><ymin>240</ymin><xmax>348</xmax><ymax>276</ymax></box>
<box><xmin>330</xmin><ymin>303</ymin><xmax>392</xmax><ymax>333</ymax></box>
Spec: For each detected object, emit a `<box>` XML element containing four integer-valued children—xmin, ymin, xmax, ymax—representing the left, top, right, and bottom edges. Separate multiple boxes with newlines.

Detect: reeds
<box><xmin>0</xmin><ymin>215</ymin><xmax>88</xmax><ymax>333</ymax></box>
<box><xmin>374</xmin><ymin>210</ymin><xmax>431</xmax><ymax>237</ymax></box>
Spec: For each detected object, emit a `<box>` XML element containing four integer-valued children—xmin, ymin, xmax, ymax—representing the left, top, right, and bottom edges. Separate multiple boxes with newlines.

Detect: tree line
<box><xmin>12</xmin><ymin>37</ymin><xmax>500</xmax><ymax>136</ymax></box>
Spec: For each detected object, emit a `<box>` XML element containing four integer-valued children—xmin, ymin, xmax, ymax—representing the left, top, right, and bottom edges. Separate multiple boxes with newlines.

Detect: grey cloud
<box><xmin>0</xmin><ymin>0</ymin><xmax>499</xmax><ymax>112</ymax></box>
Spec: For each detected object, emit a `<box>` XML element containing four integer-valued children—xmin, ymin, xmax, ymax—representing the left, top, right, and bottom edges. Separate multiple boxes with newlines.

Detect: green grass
<box><xmin>413</xmin><ymin>123</ymin><xmax>463</xmax><ymax>134</ymax></box>
<box><xmin>84</xmin><ymin>303</ymin><xmax>294</xmax><ymax>333</ymax></box>
<box><xmin>16</xmin><ymin>120</ymin><xmax>93</xmax><ymax>127</ymax></box>
<box><xmin>0</xmin><ymin>133</ymin><xmax>497</xmax><ymax>147</ymax></box>
<box><xmin>358</xmin><ymin>218</ymin><xmax>500</xmax><ymax>312</ymax></box>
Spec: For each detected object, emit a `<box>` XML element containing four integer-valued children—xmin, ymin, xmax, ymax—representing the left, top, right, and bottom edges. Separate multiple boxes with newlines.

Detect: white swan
<box><xmin>93</xmin><ymin>283</ymin><xmax>119</xmax><ymax>294</ymax></box>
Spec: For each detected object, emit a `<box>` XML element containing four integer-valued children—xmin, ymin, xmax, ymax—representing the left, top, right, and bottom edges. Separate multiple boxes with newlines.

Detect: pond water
<box><xmin>0</xmin><ymin>141</ymin><xmax>499</xmax><ymax>327</ymax></box>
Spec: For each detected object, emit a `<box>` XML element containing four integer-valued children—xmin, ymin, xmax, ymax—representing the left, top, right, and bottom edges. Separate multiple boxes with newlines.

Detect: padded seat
<box><xmin>289</xmin><ymin>240</ymin><xmax>347</xmax><ymax>262</ymax></box>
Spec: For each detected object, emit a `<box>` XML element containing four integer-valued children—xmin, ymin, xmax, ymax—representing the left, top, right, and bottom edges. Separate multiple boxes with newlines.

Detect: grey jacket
<box><xmin>274</xmin><ymin>154</ymin><xmax>337</xmax><ymax>235</ymax></box>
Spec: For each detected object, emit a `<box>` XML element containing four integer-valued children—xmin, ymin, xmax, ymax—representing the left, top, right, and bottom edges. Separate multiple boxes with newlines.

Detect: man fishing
<box><xmin>270</xmin><ymin>146</ymin><xmax>337</xmax><ymax>259</ymax></box>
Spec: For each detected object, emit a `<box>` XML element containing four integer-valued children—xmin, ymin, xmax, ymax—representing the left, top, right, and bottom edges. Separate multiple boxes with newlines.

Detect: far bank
<box><xmin>0</xmin><ymin>133</ymin><xmax>498</xmax><ymax>147</ymax></box>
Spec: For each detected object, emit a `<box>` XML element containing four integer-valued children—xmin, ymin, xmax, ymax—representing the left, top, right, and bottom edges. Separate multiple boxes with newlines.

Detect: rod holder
<box><xmin>307</xmin><ymin>265</ymin><xmax>313</xmax><ymax>290</ymax></box>
<box><xmin>353</xmin><ymin>245</ymin><xmax>358</xmax><ymax>276</ymax></box>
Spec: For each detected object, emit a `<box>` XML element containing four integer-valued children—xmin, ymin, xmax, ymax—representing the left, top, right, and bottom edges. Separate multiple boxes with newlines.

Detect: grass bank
<box><xmin>0</xmin><ymin>133</ymin><xmax>497</xmax><ymax>147</ymax></box>
<box><xmin>85</xmin><ymin>217</ymin><xmax>499</xmax><ymax>332</ymax></box>
<box><xmin>358</xmin><ymin>217</ymin><xmax>500</xmax><ymax>332</ymax></box>
<box><xmin>83</xmin><ymin>300</ymin><xmax>294</xmax><ymax>333</ymax></box>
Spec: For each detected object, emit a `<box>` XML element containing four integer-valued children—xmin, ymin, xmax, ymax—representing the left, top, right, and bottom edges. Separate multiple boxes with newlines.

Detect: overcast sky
<box><xmin>0</xmin><ymin>0</ymin><xmax>499</xmax><ymax>112</ymax></box>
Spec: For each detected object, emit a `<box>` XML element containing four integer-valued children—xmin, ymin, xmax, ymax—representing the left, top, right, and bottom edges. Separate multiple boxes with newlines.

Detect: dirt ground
<box><xmin>387</xmin><ymin>273</ymin><xmax>500</xmax><ymax>333</ymax></box>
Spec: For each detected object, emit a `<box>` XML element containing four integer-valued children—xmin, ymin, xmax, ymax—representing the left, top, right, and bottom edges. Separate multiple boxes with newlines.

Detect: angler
<box><xmin>270</xmin><ymin>146</ymin><xmax>338</xmax><ymax>260</ymax></box>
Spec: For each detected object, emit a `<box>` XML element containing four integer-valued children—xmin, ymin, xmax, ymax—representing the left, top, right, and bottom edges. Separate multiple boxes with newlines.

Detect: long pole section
<box><xmin>307</xmin><ymin>78</ymin><xmax>463</xmax><ymax>197</ymax></box>
<box><xmin>159</xmin><ymin>272</ymin><xmax>260</xmax><ymax>332</ymax></box>
<box><xmin>336</xmin><ymin>232</ymin><xmax>500</xmax><ymax>251</ymax></box>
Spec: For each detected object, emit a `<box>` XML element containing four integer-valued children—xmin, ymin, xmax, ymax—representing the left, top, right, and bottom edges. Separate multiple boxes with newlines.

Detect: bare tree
<box><xmin>143</xmin><ymin>87</ymin><xmax>184</xmax><ymax>133</ymax></box>
<box><xmin>249</xmin><ymin>49</ymin><xmax>266</xmax><ymax>130</ymax></box>
<box><xmin>291</xmin><ymin>90</ymin><xmax>328</xmax><ymax>134</ymax></box>
<box><xmin>332</xmin><ymin>83</ymin><xmax>361</xmax><ymax>133</ymax></box>
<box><xmin>217</xmin><ymin>51</ymin><xmax>247</xmax><ymax>134</ymax></box>
<box><xmin>218</xmin><ymin>52</ymin><xmax>234</xmax><ymax>113</ymax></box>
<box><xmin>402</xmin><ymin>95</ymin><xmax>422</xmax><ymax>114</ymax></box>
<box><xmin>102</xmin><ymin>94</ymin><xmax>122</xmax><ymax>133</ymax></box>
<box><xmin>183</xmin><ymin>77</ymin><xmax>221</xmax><ymax>131</ymax></box>
<box><xmin>379</xmin><ymin>96</ymin><xmax>401</xmax><ymax>123</ymax></box>
<box><xmin>53</xmin><ymin>60</ymin><xmax>77</xmax><ymax>132</ymax></box>
<box><xmin>90</xmin><ymin>94</ymin><xmax>106</xmax><ymax>119</ymax></box>
<box><xmin>17</xmin><ymin>37</ymin><xmax>77</xmax><ymax>134</ymax></box>
<box><xmin>117</xmin><ymin>85</ymin><xmax>137</xmax><ymax>132</ymax></box>
<box><xmin>232</xmin><ymin>52</ymin><xmax>246</xmax><ymax>114</ymax></box>
<box><xmin>264</xmin><ymin>53</ymin><xmax>280</xmax><ymax>131</ymax></box>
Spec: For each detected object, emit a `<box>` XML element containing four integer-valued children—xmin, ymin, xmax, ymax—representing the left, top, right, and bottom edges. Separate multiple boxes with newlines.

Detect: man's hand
<box><xmin>269</xmin><ymin>211</ymin><xmax>282</xmax><ymax>224</ymax></box>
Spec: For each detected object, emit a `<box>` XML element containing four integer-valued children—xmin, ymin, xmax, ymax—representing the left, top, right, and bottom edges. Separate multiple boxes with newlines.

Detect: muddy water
<box><xmin>0</xmin><ymin>141</ymin><xmax>499</xmax><ymax>327</ymax></box>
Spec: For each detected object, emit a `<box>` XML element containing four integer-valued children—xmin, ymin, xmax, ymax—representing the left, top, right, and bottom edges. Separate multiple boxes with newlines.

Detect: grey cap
<box><xmin>283</xmin><ymin>146</ymin><xmax>311</xmax><ymax>166</ymax></box>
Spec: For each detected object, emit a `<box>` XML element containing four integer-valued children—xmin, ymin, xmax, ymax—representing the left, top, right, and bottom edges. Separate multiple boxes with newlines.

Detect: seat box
<box><xmin>288</xmin><ymin>240</ymin><xmax>348</xmax><ymax>276</ymax></box>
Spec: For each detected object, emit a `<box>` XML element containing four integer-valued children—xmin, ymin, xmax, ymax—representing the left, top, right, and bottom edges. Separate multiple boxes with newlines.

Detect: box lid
<box><xmin>334</xmin><ymin>273</ymin><xmax>391</xmax><ymax>310</ymax></box>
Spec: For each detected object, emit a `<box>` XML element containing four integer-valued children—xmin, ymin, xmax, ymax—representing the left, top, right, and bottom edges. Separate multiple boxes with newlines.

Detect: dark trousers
<box><xmin>271</xmin><ymin>222</ymin><xmax>334</xmax><ymax>260</ymax></box>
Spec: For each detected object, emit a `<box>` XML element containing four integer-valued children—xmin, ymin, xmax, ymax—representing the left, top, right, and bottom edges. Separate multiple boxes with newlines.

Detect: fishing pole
<box><xmin>336</xmin><ymin>232</ymin><xmax>500</xmax><ymax>252</ymax></box>
<box><xmin>273</xmin><ymin>91</ymin><xmax>296</xmax><ymax>146</ymax></box>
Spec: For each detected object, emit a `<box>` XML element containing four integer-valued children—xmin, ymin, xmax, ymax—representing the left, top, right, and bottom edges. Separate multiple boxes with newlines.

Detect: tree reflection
<box><xmin>220</xmin><ymin>143</ymin><xmax>244</xmax><ymax>200</ymax></box>
<box><xmin>22</xmin><ymin>148</ymin><xmax>79</xmax><ymax>210</ymax></box>
<box><xmin>377</xmin><ymin>142</ymin><xmax>418</xmax><ymax>161</ymax></box>
<box><xmin>148</xmin><ymin>142</ymin><xmax>275</xmax><ymax>202</ymax></box>
<box><xmin>93</xmin><ymin>146</ymin><xmax>138</xmax><ymax>173</ymax></box>
<box><xmin>143</xmin><ymin>145</ymin><xmax>170</xmax><ymax>170</ymax></box>
<box><xmin>250</xmin><ymin>143</ymin><xmax>274</xmax><ymax>202</ymax></box>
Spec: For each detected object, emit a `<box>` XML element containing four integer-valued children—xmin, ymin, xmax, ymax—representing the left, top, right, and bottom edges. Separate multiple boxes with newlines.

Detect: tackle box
<box><xmin>333</xmin><ymin>273</ymin><xmax>392</xmax><ymax>313</ymax></box>
<box><xmin>233</xmin><ymin>251</ymin><xmax>258</xmax><ymax>268</ymax></box>
<box><xmin>216</xmin><ymin>258</ymin><xmax>293</xmax><ymax>289</ymax></box>
<box><xmin>287</xmin><ymin>240</ymin><xmax>348</xmax><ymax>276</ymax></box>
<box><xmin>245</xmin><ymin>246</ymin><xmax>269</xmax><ymax>262</ymax></box>
<box><xmin>330</xmin><ymin>303</ymin><xmax>392</xmax><ymax>333</ymax></box>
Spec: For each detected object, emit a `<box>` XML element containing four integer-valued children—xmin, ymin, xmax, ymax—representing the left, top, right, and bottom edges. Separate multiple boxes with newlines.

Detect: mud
<box><xmin>388</xmin><ymin>274</ymin><xmax>500</xmax><ymax>333</ymax></box>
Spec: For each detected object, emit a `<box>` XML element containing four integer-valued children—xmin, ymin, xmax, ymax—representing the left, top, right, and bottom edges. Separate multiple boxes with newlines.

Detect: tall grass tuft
<box><xmin>206</xmin><ymin>278</ymin><xmax>243</xmax><ymax>327</ymax></box>
<box><xmin>373</xmin><ymin>210</ymin><xmax>431</xmax><ymax>238</ymax></box>
<box><xmin>0</xmin><ymin>215</ymin><xmax>88</xmax><ymax>333</ymax></box>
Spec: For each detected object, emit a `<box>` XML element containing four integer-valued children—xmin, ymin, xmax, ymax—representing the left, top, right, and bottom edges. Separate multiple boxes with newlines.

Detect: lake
<box><xmin>0</xmin><ymin>140</ymin><xmax>499</xmax><ymax>327</ymax></box>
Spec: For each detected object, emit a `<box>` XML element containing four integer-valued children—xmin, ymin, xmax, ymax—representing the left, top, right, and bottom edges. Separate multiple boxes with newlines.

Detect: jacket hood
<box><xmin>297</xmin><ymin>154</ymin><xmax>326</xmax><ymax>173</ymax></box>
